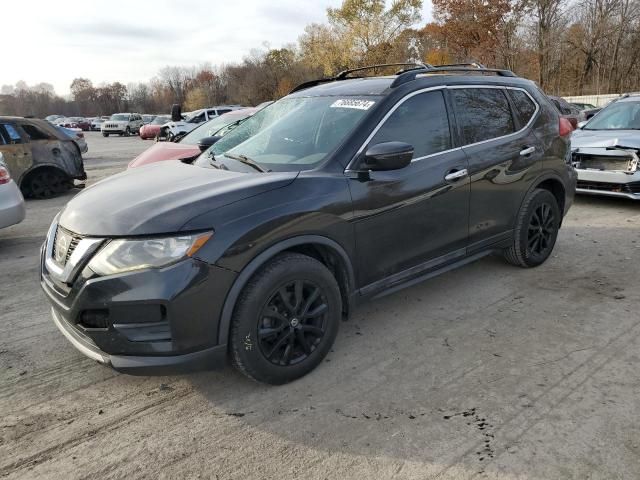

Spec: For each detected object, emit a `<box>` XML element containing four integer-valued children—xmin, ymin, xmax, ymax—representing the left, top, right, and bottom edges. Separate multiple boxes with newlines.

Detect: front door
<box><xmin>348</xmin><ymin>89</ymin><xmax>470</xmax><ymax>292</ymax></box>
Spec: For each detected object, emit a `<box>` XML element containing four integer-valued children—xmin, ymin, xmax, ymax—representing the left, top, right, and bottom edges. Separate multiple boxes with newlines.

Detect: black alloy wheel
<box><xmin>230</xmin><ymin>252</ymin><xmax>341</xmax><ymax>384</ymax></box>
<box><xmin>527</xmin><ymin>202</ymin><xmax>555</xmax><ymax>257</ymax></box>
<box><xmin>504</xmin><ymin>188</ymin><xmax>560</xmax><ymax>267</ymax></box>
<box><xmin>258</xmin><ymin>279</ymin><xmax>329</xmax><ymax>366</ymax></box>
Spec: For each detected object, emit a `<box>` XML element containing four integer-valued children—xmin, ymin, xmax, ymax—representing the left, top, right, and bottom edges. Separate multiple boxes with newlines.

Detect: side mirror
<box><xmin>198</xmin><ymin>135</ymin><xmax>222</xmax><ymax>152</ymax></box>
<box><xmin>577</xmin><ymin>121</ymin><xmax>587</xmax><ymax>129</ymax></box>
<box><xmin>359</xmin><ymin>142</ymin><xmax>413</xmax><ymax>171</ymax></box>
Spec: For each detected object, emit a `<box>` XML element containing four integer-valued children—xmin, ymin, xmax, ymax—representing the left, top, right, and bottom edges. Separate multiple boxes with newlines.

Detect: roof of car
<box><xmin>289</xmin><ymin>73</ymin><xmax>533</xmax><ymax>98</ymax></box>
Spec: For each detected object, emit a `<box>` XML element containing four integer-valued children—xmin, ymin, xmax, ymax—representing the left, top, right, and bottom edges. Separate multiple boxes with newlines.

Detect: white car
<box><xmin>101</xmin><ymin>113</ymin><xmax>144</xmax><ymax>137</ymax></box>
<box><xmin>160</xmin><ymin>106</ymin><xmax>244</xmax><ymax>140</ymax></box>
<box><xmin>0</xmin><ymin>153</ymin><xmax>26</xmax><ymax>229</ymax></box>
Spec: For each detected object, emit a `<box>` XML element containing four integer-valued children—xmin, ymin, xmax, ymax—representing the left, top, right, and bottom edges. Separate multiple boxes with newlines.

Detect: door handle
<box><xmin>444</xmin><ymin>168</ymin><xmax>468</xmax><ymax>182</ymax></box>
<box><xmin>520</xmin><ymin>146</ymin><xmax>536</xmax><ymax>156</ymax></box>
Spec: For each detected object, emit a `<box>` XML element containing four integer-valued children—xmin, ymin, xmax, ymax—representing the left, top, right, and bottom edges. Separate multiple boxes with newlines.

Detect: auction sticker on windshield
<box><xmin>330</xmin><ymin>99</ymin><xmax>375</xmax><ymax>110</ymax></box>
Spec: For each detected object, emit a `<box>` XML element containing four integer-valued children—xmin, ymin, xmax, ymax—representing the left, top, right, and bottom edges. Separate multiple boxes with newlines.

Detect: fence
<box><xmin>562</xmin><ymin>94</ymin><xmax>621</xmax><ymax>107</ymax></box>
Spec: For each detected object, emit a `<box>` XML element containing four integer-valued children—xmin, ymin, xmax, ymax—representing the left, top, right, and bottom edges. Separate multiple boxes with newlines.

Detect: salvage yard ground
<box><xmin>1</xmin><ymin>132</ymin><xmax>639</xmax><ymax>479</ymax></box>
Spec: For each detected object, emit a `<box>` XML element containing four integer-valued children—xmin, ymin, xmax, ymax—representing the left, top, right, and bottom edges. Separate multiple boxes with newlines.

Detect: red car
<box><xmin>139</xmin><ymin>115</ymin><xmax>171</xmax><ymax>139</ymax></box>
<box><xmin>128</xmin><ymin>108</ymin><xmax>257</xmax><ymax>168</ymax></box>
<box><xmin>69</xmin><ymin>117</ymin><xmax>91</xmax><ymax>131</ymax></box>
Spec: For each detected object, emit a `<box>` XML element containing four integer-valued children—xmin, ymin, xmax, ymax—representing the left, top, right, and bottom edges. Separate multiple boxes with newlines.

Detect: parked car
<box><xmin>549</xmin><ymin>96</ymin><xmax>581</xmax><ymax>127</ymax></box>
<box><xmin>40</xmin><ymin>64</ymin><xmax>576</xmax><ymax>384</ymax></box>
<box><xmin>101</xmin><ymin>113</ymin><xmax>144</xmax><ymax>137</ymax></box>
<box><xmin>142</xmin><ymin>115</ymin><xmax>156</xmax><ymax>125</ymax></box>
<box><xmin>571</xmin><ymin>93</ymin><xmax>640</xmax><ymax>199</ymax></box>
<box><xmin>582</xmin><ymin>107</ymin><xmax>601</xmax><ymax>120</ymax></box>
<box><xmin>57</xmin><ymin>126</ymin><xmax>88</xmax><ymax>155</ymax></box>
<box><xmin>91</xmin><ymin>117</ymin><xmax>108</xmax><ymax>131</ymax></box>
<box><xmin>69</xmin><ymin>117</ymin><xmax>91</xmax><ymax>131</ymax></box>
<box><xmin>0</xmin><ymin>153</ymin><xmax>26</xmax><ymax>229</ymax></box>
<box><xmin>570</xmin><ymin>102</ymin><xmax>597</xmax><ymax>110</ymax></box>
<box><xmin>138</xmin><ymin>115</ymin><xmax>171</xmax><ymax>140</ymax></box>
<box><xmin>129</xmin><ymin>108</ymin><xmax>258</xmax><ymax>167</ymax></box>
<box><xmin>0</xmin><ymin>116</ymin><xmax>86</xmax><ymax>198</ymax></box>
<box><xmin>159</xmin><ymin>106</ymin><xmax>245</xmax><ymax>140</ymax></box>
<box><xmin>45</xmin><ymin>115</ymin><xmax>64</xmax><ymax>123</ymax></box>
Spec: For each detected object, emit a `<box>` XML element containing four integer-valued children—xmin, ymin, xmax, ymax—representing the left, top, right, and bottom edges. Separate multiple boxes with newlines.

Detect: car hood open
<box><xmin>59</xmin><ymin>162</ymin><xmax>297</xmax><ymax>236</ymax></box>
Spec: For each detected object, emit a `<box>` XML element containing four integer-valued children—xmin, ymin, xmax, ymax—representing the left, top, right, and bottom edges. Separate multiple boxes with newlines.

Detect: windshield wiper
<box><xmin>224</xmin><ymin>153</ymin><xmax>269</xmax><ymax>173</ymax></box>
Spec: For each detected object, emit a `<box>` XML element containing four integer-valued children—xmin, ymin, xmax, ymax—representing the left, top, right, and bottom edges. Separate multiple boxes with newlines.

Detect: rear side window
<box><xmin>452</xmin><ymin>88</ymin><xmax>515</xmax><ymax>145</ymax></box>
<box><xmin>217</xmin><ymin>109</ymin><xmax>231</xmax><ymax>116</ymax></box>
<box><xmin>369</xmin><ymin>90</ymin><xmax>451</xmax><ymax>158</ymax></box>
<box><xmin>21</xmin><ymin>123</ymin><xmax>51</xmax><ymax>140</ymax></box>
<box><xmin>509</xmin><ymin>90</ymin><xmax>537</xmax><ymax>126</ymax></box>
<box><xmin>0</xmin><ymin>124</ymin><xmax>24</xmax><ymax>144</ymax></box>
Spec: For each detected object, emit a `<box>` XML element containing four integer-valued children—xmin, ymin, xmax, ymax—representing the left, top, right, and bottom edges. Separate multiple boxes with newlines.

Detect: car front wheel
<box><xmin>230</xmin><ymin>253</ymin><xmax>341</xmax><ymax>384</ymax></box>
<box><xmin>504</xmin><ymin>188</ymin><xmax>561</xmax><ymax>267</ymax></box>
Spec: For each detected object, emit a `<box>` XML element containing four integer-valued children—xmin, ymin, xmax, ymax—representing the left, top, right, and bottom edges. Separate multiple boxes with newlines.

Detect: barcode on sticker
<box><xmin>330</xmin><ymin>99</ymin><xmax>375</xmax><ymax>110</ymax></box>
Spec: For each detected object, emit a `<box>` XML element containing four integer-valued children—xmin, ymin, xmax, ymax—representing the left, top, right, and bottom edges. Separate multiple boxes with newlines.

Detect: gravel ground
<box><xmin>1</xmin><ymin>132</ymin><xmax>639</xmax><ymax>479</ymax></box>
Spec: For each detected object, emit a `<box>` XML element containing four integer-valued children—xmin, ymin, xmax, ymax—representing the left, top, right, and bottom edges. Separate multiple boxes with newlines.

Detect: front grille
<box><xmin>577</xmin><ymin>180</ymin><xmax>640</xmax><ymax>194</ymax></box>
<box><xmin>573</xmin><ymin>153</ymin><xmax>635</xmax><ymax>172</ymax></box>
<box><xmin>53</xmin><ymin>227</ymin><xmax>83</xmax><ymax>267</ymax></box>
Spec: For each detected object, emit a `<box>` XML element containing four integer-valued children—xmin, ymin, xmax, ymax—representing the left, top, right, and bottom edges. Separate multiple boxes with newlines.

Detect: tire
<box><xmin>22</xmin><ymin>169</ymin><xmax>71</xmax><ymax>199</ymax></box>
<box><xmin>230</xmin><ymin>253</ymin><xmax>341</xmax><ymax>385</ymax></box>
<box><xmin>504</xmin><ymin>188</ymin><xmax>561</xmax><ymax>268</ymax></box>
<box><xmin>125</xmin><ymin>127</ymin><xmax>131</xmax><ymax>137</ymax></box>
<box><xmin>102</xmin><ymin>132</ymin><xmax>108</xmax><ymax>137</ymax></box>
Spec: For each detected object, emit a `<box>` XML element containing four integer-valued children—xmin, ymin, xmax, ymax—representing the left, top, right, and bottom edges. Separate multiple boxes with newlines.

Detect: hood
<box><xmin>571</xmin><ymin>129</ymin><xmax>640</xmax><ymax>149</ymax></box>
<box><xmin>59</xmin><ymin>162</ymin><xmax>298</xmax><ymax>236</ymax></box>
<box><xmin>128</xmin><ymin>142</ymin><xmax>200</xmax><ymax>168</ymax></box>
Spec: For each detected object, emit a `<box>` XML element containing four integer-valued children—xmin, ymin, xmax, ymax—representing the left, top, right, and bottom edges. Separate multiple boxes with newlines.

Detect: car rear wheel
<box><xmin>22</xmin><ymin>169</ymin><xmax>71</xmax><ymax>199</ymax></box>
<box><xmin>230</xmin><ymin>253</ymin><xmax>341</xmax><ymax>384</ymax></box>
<box><xmin>504</xmin><ymin>188</ymin><xmax>560</xmax><ymax>267</ymax></box>
<box><xmin>102</xmin><ymin>132</ymin><xmax>109</xmax><ymax>137</ymax></box>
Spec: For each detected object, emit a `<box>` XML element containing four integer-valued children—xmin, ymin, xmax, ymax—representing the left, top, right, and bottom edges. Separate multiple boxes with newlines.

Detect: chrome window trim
<box><xmin>345</xmin><ymin>84</ymin><xmax>540</xmax><ymax>172</ymax></box>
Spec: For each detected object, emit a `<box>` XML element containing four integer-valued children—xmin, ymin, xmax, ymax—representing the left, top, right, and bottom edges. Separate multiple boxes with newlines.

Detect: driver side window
<box><xmin>369</xmin><ymin>90</ymin><xmax>452</xmax><ymax>159</ymax></box>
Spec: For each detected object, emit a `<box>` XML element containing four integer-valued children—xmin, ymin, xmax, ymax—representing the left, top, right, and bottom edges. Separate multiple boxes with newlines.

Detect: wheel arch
<box><xmin>531</xmin><ymin>173</ymin><xmax>567</xmax><ymax>218</ymax></box>
<box><xmin>18</xmin><ymin>163</ymin><xmax>70</xmax><ymax>188</ymax></box>
<box><xmin>217</xmin><ymin>235</ymin><xmax>356</xmax><ymax>346</ymax></box>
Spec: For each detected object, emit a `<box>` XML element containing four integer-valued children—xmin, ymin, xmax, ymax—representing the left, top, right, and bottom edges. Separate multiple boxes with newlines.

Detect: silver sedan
<box><xmin>0</xmin><ymin>153</ymin><xmax>26</xmax><ymax>229</ymax></box>
<box><xmin>572</xmin><ymin>94</ymin><xmax>640</xmax><ymax>200</ymax></box>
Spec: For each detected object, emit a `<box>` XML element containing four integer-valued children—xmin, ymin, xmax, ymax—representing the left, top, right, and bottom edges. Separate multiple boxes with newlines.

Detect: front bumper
<box><xmin>576</xmin><ymin>169</ymin><xmax>640</xmax><ymax>200</ymax></box>
<box><xmin>51</xmin><ymin>308</ymin><xmax>227</xmax><ymax>375</ymax></box>
<box><xmin>40</xmin><ymin>234</ymin><xmax>238</xmax><ymax>375</ymax></box>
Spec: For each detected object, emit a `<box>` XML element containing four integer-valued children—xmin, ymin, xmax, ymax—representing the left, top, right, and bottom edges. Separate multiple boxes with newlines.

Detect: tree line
<box><xmin>2</xmin><ymin>0</ymin><xmax>639</xmax><ymax>118</ymax></box>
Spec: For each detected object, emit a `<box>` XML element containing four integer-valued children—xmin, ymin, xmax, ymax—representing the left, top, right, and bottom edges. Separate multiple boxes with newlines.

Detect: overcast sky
<box><xmin>3</xmin><ymin>0</ymin><xmax>432</xmax><ymax>96</ymax></box>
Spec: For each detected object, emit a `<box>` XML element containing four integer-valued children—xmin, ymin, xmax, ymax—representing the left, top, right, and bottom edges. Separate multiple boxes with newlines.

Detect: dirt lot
<box><xmin>1</xmin><ymin>132</ymin><xmax>639</xmax><ymax>479</ymax></box>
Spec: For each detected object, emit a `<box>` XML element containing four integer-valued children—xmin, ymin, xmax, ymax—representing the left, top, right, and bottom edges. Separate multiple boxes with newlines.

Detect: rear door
<box><xmin>450</xmin><ymin>86</ymin><xmax>543</xmax><ymax>250</ymax></box>
<box><xmin>0</xmin><ymin>122</ymin><xmax>33</xmax><ymax>183</ymax></box>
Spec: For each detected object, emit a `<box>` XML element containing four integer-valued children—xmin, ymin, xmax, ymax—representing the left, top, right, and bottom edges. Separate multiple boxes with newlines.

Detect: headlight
<box><xmin>87</xmin><ymin>231</ymin><xmax>212</xmax><ymax>276</ymax></box>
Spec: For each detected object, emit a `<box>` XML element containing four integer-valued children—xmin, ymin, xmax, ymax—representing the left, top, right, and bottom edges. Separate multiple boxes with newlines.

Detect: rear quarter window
<box><xmin>509</xmin><ymin>89</ymin><xmax>538</xmax><ymax>127</ymax></box>
<box><xmin>452</xmin><ymin>88</ymin><xmax>515</xmax><ymax>145</ymax></box>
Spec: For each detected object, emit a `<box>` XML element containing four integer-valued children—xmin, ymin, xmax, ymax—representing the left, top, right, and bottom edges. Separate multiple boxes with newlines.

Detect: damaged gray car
<box><xmin>572</xmin><ymin>93</ymin><xmax>640</xmax><ymax>200</ymax></box>
<box><xmin>0</xmin><ymin>117</ymin><xmax>86</xmax><ymax>199</ymax></box>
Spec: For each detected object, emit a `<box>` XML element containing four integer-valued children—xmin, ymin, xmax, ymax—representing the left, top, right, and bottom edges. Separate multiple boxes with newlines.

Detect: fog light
<box><xmin>79</xmin><ymin>309</ymin><xmax>109</xmax><ymax>329</ymax></box>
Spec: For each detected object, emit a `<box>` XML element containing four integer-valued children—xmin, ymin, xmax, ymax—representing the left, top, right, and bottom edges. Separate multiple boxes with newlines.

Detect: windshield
<box><xmin>110</xmin><ymin>114</ymin><xmax>129</xmax><ymax>121</ymax></box>
<box><xmin>151</xmin><ymin>116</ymin><xmax>170</xmax><ymax>125</ymax></box>
<box><xmin>143</xmin><ymin>115</ymin><xmax>155</xmax><ymax>122</ymax></box>
<box><xmin>585</xmin><ymin>101</ymin><xmax>640</xmax><ymax>130</ymax></box>
<box><xmin>196</xmin><ymin>96</ymin><xmax>378</xmax><ymax>172</ymax></box>
<box><xmin>180</xmin><ymin>112</ymin><xmax>252</xmax><ymax>145</ymax></box>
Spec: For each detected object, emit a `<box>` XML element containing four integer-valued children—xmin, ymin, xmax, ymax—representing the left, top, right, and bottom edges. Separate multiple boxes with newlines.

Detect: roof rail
<box><xmin>290</xmin><ymin>62</ymin><xmax>517</xmax><ymax>93</ymax></box>
<box><xmin>289</xmin><ymin>63</ymin><xmax>429</xmax><ymax>94</ymax></box>
<box><xmin>390</xmin><ymin>65</ymin><xmax>516</xmax><ymax>88</ymax></box>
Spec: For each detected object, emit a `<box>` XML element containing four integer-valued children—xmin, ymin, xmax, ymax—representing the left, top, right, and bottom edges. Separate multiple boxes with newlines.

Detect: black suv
<box><xmin>40</xmin><ymin>63</ymin><xmax>577</xmax><ymax>384</ymax></box>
